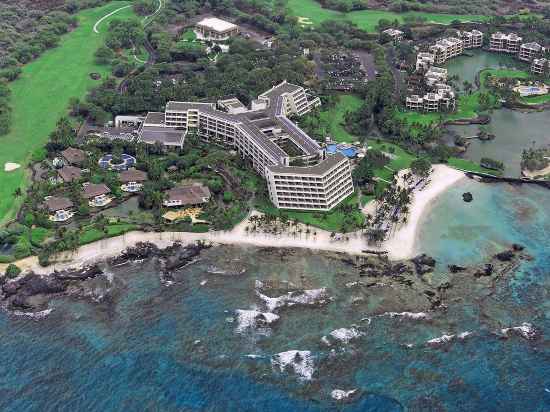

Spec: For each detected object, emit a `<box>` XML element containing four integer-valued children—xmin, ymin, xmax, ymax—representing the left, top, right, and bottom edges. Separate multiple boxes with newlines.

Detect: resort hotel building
<box><xmin>519</xmin><ymin>42</ymin><xmax>545</xmax><ymax>62</ymax></box>
<box><xmin>195</xmin><ymin>17</ymin><xmax>239</xmax><ymax>41</ymax></box>
<box><xmin>531</xmin><ymin>58</ymin><xmax>549</xmax><ymax>76</ymax></box>
<box><xmin>136</xmin><ymin>81</ymin><xmax>354</xmax><ymax>211</ymax></box>
<box><xmin>489</xmin><ymin>32</ymin><xmax>523</xmax><ymax>54</ymax></box>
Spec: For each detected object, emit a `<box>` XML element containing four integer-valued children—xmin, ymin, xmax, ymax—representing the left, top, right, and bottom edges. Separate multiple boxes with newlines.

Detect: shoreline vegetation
<box><xmin>0</xmin><ymin>165</ymin><xmax>465</xmax><ymax>274</ymax></box>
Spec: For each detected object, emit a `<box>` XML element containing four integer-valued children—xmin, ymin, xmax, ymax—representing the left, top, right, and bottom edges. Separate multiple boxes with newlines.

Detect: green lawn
<box><xmin>30</xmin><ymin>227</ymin><xmax>53</xmax><ymax>247</ymax></box>
<box><xmin>256</xmin><ymin>193</ymin><xmax>364</xmax><ymax>232</ymax></box>
<box><xmin>521</xmin><ymin>94</ymin><xmax>550</xmax><ymax>105</ymax></box>
<box><xmin>287</xmin><ymin>0</ymin><xmax>488</xmax><ymax>31</ymax></box>
<box><xmin>480</xmin><ymin>68</ymin><xmax>529</xmax><ymax>82</ymax></box>
<box><xmin>0</xmin><ymin>1</ymin><xmax>134</xmax><ymax>225</ymax></box>
<box><xmin>447</xmin><ymin>157</ymin><xmax>503</xmax><ymax>175</ymax></box>
<box><xmin>79</xmin><ymin>222</ymin><xmax>138</xmax><ymax>245</ymax></box>
<box><xmin>319</xmin><ymin>94</ymin><xmax>363</xmax><ymax>143</ymax></box>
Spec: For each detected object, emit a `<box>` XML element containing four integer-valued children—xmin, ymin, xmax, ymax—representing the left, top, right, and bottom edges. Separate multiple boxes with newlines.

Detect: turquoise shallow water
<box><xmin>0</xmin><ymin>181</ymin><xmax>549</xmax><ymax>411</ymax></box>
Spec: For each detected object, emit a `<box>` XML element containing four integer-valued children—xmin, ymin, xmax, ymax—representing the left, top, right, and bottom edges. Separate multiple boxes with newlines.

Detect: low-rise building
<box><xmin>382</xmin><ymin>28</ymin><xmax>404</xmax><ymax>42</ymax></box>
<box><xmin>531</xmin><ymin>58</ymin><xmax>549</xmax><ymax>76</ymax></box>
<box><xmin>457</xmin><ymin>30</ymin><xmax>483</xmax><ymax>49</ymax></box>
<box><xmin>57</xmin><ymin>166</ymin><xmax>82</xmax><ymax>183</ymax></box>
<box><xmin>164</xmin><ymin>184</ymin><xmax>212</xmax><ymax>207</ymax></box>
<box><xmin>82</xmin><ymin>183</ymin><xmax>112</xmax><ymax>207</ymax></box>
<box><xmin>61</xmin><ymin>147</ymin><xmax>87</xmax><ymax>167</ymax></box>
<box><xmin>519</xmin><ymin>42</ymin><xmax>545</xmax><ymax>62</ymax></box>
<box><xmin>490</xmin><ymin>32</ymin><xmax>522</xmax><ymax>53</ymax></box>
<box><xmin>44</xmin><ymin>196</ymin><xmax>74</xmax><ymax>222</ymax></box>
<box><xmin>119</xmin><ymin>169</ymin><xmax>148</xmax><ymax>192</ymax></box>
<box><xmin>195</xmin><ymin>17</ymin><xmax>239</xmax><ymax>41</ymax></box>
<box><xmin>429</xmin><ymin>37</ymin><xmax>464</xmax><ymax>65</ymax></box>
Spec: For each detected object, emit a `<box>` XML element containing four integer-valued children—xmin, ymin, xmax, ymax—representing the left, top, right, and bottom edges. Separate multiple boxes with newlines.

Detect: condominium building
<box><xmin>406</xmin><ymin>86</ymin><xmax>456</xmax><ymax>113</ymax></box>
<box><xmin>531</xmin><ymin>58</ymin><xmax>549</xmax><ymax>76</ymax></box>
<box><xmin>382</xmin><ymin>28</ymin><xmax>404</xmax><ymax>42</ymax></box>
<box><xmin>425</xmin><ymin>67</ymin><xmax>448</xmax><ymax>87</ymax></box>
<box><xmin>429</xmin><ymin>37</ymin><xmax>464</xmax><ymax>64</ymax></box>
<box><xmin>456</xmin><ymin>30</ymin><xmax>484</xmax><ymax>49</ymax></box>
<box><xmin>195</xmin><ymin>17</ymin><xmax>239</xmax><ymax>41</ymax></box>
<box><xmin>519</xmin><ymin>42</ymin><xmax>545</xmax><ymax>62</ymax></box>
<box><xmin>489</xmin><ymin>32</ymin><xmax>522</xmax><ymax>53</ymax></box>
<box><xmin>137</xmin><ymin>82</ymin><xmax>354</xmax><ymax>211</ymax></box>
<box><xmin>416</xmin><ymin>52</ymin><xmax>435</xmax><ymax>71</ymax></box>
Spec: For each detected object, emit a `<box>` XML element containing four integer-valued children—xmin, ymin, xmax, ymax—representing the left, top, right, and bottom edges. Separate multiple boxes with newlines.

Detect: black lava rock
<box><xmin>462</xmin><ymin>192</ymin><xmax>473</xmax><ymax>202</ymax></box>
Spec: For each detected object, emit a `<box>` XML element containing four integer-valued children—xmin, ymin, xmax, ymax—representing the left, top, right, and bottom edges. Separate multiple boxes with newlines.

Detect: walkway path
<box><xmin>93</xmin><ymin>5</ymin><xmax>132</xmax><ymax>34</ymax></box>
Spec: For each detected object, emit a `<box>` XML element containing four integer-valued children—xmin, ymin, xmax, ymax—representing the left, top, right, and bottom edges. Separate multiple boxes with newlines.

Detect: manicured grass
<box><xmin>447</xmin><ymin>157</ymin><xmax>503</xmax><ymax>175</ymax></box>
<box><xmin>30</xmin><ymin>227</ymin><xmax>53</xmax><ymax>247</ymax></box>
<box><xmin>395</xmin><ymin>110</ymin><xmax>442</xmax><ymax>127</ymax></box>
<box><xmin>79</xmin><ymin>222</ymin><xmax>138</xmax><ymax>245</ymax></box>
<box><xmin>521</xmin><ymin>94</ymin><xmax>550</xmax><ymax>105</ymax></box>
<box><xmin>257</xmin><ymin>193</ymin><xmax>364</xmax><ymax>232</ymax></box>
<box><xmin>287</xmin><ymin>0</ymin><xmax>488</xmax><ymax>31</ymax></box>
<box><xmin>319</xmin><ymin>94</ymin><xmax>363</xmax><ymax>143</ymax></box>
<box><xmin>0</xmin><ymin>1</ymin><xmax>134</xmax><ymax>225</ymax></box>
<box><xmin>480</xmin><ymin>68</ymin><xmax>529</xmax><ymax>83</ymax></box>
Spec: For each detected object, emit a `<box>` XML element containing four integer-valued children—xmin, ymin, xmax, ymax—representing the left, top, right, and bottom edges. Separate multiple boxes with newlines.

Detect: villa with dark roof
<box><xmin>135</xmin><ymin>81</ymin><xmax>354</xmax><ymax>211</ymax></box>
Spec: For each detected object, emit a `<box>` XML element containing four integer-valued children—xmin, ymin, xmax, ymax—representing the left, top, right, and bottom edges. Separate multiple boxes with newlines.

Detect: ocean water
<box><xmin>0</xmin><ymin>181</ymin><xmax>549</xmax><ymax>411</ymax></box>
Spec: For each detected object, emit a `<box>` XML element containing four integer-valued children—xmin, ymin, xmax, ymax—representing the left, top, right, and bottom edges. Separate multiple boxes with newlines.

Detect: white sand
<box><xmin>4</xmin><ymin>162</ymin><xmax>21</xmax><ymax>172</ymax></box>
<box><xmin>2</xmin><ymin>165</ymin><xmax>464</xmax><ymax>274</ymax></box>
<box><xmin>383</xmin><ymin>165</ymin><xmax>465</xmax><ymax>260</ymax></box>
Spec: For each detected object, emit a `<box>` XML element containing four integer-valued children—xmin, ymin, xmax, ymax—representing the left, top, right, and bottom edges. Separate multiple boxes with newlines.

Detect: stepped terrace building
<box><xmin>519</xmin><ymin>42</ymin><xmax>545</xmax><ymax>62</ymax></box>
<box><xmin>415</xmin><ymin>52</ymin><xmax>435</xmax><ymax>71</ymax></box>
<box><xmin>137</xmin><ymin>81</ymin><xmax>354</xmax><ymax>211</ymax></box>
<box><xmin>406</xmin><ymin>86</ymin><xmax>456</xmax><ymax>113</ymax></box>
<box><xmin>531</xmin><ymin>58</ymin><xmax>549</xmax><ymax>76</ymax></box>
<box><xmin>424</xmin><ymin>67</ymin><xmax>448</xmax><ymax>87</ymax></box>
<box><xmin>456</xmin><ymin>30</ymin><xmax>483</xmax><ymax>49</ymax></box>
<box><xmin>490</xmin><ymin>32</ymin><xmax>522</xmax><ymax>53</ymax></box>
<box><xmin>429</xmin><ymin>37</ymin><xmax>464</xmax><ymax>65</ymax></box>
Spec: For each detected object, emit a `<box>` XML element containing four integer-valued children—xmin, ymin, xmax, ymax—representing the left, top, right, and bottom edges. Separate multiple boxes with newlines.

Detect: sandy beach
<box><xmin>383</xmin><ymin>164</ymin><xmax>465</xmax><ymax>260</ymax></box>
<box><xmin>2</xmin><ymin>165</ymin><xmax>465</xmax><ymax>274</ymax></box>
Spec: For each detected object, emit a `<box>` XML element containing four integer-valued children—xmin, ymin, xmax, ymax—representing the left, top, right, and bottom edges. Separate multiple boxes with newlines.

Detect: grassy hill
<box><xmin>0</xmin><ymin>1</ymin><xmax>135</xmax><ymax>224</ymax></box>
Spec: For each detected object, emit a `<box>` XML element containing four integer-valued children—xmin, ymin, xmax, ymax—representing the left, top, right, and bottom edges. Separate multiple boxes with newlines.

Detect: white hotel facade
<box><xmin>137</xmin><ymin>82</ymin><xmax>354</xmax><ymax>211</ymax></box>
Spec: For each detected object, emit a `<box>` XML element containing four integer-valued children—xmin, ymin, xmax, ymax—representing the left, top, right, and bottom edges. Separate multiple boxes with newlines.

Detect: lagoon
<box><xmin>445</xmin><ymin>51</ymin><xmax>549</xmax><ymax>176</ymax></box>
<box><xmin>448</xmin><ymin>109</ymin><xmax>549</xmax><ymax>176</ymax></box>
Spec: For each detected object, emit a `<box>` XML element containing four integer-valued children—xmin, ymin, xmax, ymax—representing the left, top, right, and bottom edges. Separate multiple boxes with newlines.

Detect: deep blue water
<box><xmin>0</xmin><ymin>181</ymin><xmax>549</xmax><ymax>411</ymax></box>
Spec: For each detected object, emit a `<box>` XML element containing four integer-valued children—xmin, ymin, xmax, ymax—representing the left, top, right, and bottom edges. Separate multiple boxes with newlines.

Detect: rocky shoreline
<box><xmin>0</xmin><ymin>242</ymin><xmax>531</xmax><ymax>316</ymax></box>
<box><xmin>0</xmin><ymin>241</ymin><xmax>210</xmax><ymax>313</ymax></box>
